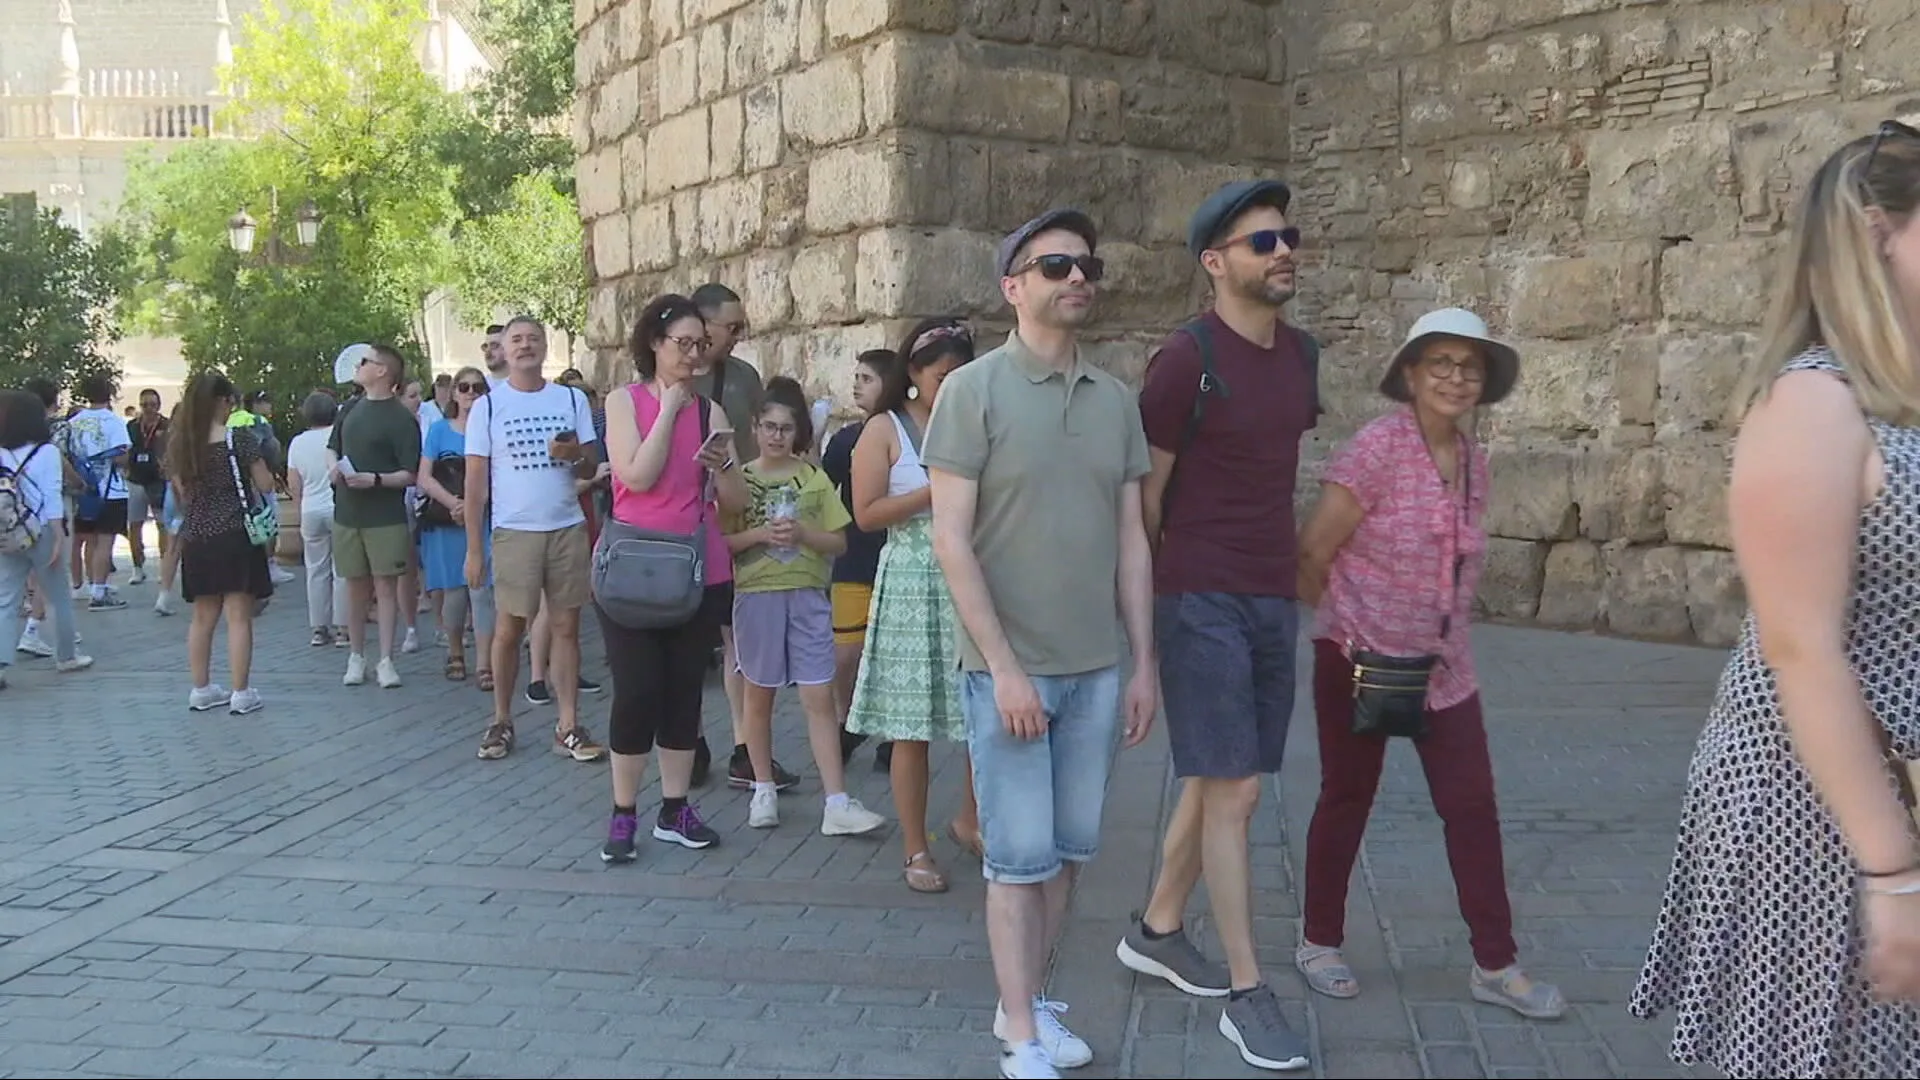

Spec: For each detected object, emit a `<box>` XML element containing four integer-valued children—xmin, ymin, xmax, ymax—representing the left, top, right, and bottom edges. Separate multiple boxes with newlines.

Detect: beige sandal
<box><xmin>903</xmin><ymin>851</ymin><xmax>949</xmax><ymax>893</ymax></box>
<box><xmin>1296</xmin><ymin>943</ymin><xmax>1361</xmax><ymax>999</ymax></box>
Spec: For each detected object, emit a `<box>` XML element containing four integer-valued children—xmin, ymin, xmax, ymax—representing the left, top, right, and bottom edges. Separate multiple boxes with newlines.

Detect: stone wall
<box><xmin>1278</xmin><ymin>0</ymin><xmax>1919</xmax><ymax>645</ymax></box>
<box><xmin>576</xmin><ymin>0</ymin><xmax>1920</xmax><ymax>648</ymax></box>
<box><xmin>572</xmin><ymin>0</ymin><xmax>1293</xmax><ymax>409</ymax></box>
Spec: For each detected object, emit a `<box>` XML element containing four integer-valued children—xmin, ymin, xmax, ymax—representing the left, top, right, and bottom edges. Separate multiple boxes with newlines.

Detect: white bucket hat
<box><xmin>1380</xmin><ymin>307</ymin><xmax>1520</xmax><ymax>406</ymax></box>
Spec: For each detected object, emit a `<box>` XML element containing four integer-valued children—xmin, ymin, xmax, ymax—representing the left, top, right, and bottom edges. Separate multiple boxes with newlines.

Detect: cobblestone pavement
<box><xmin>0</xmin><ymin>564</ymin><xmax>1726</xmax><ymax>1078</ymax></box>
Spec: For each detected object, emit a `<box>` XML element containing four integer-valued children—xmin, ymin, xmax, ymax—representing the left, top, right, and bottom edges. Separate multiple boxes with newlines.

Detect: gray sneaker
<box><xmin>1116</xmin><ymin>921</ymin><xmax>1230</xmax><ymax>997</ymax></box>
<box><xmin>1218</xmin><ymin>984</ymin><xmax>1309</xmax><ymax>1071</ymax></box>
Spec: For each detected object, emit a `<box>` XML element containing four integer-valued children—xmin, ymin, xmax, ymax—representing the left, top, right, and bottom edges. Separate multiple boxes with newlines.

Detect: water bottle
<box><xmin>810</xmin><ymin>396</ymin><xmax>832</xmax><ymax>439</ymax></box>
<box><xmin>767</xmin><ymin>485</ymin><xmax>800</xmax><ymax>563</ymax></box>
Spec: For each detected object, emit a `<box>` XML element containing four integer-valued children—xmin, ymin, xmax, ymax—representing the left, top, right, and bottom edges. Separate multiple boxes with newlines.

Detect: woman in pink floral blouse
<box><xmin>1294</xmin><ymin>307</ymin><xmax>1564</xmax><ymax>1020</ymax></box>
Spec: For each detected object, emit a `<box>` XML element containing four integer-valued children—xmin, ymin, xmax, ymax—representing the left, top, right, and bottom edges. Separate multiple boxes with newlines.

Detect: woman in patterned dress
<box><xmin>845</xmin><ymin>318</ymin><xmax>982</xmax><ymax>893</ymax></box>
<box><xmin>1630</xmin><ymin>123</ymin><xmax>1920</xmax><ymax>1077</ymax></box>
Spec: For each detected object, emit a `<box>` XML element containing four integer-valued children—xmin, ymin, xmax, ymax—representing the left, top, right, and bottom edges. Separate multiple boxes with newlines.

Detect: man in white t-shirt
<box><xmin>61</xmin><ymin>374</ymin><xmax>133</xmax><ymax>610</ymax></box>
<box><xmin>463</xmin><ymin>316</ymin><xmax>607</xmax><ymax>764</ymax></box>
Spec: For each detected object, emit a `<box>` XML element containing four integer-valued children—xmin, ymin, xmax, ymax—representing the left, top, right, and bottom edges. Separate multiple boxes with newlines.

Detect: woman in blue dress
<box><xmin>415</xmin><ymin>367</ymin><xmax>494</xmax><ymax>687</ymax></box>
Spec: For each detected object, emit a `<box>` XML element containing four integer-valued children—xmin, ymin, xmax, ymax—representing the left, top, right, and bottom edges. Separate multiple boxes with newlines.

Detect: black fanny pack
<box><xmin>1349</xmin><ymin>648</ymin><xmax>1437</xmax><ymax>739</ymax></box>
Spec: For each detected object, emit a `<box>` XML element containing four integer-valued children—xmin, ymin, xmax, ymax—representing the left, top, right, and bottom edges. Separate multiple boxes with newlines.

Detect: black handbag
<box><xmin>1347</xmin><ymin>446</ymin><xmax>1472</xmax><ymax>740</ymax></box>
<box><xmin>416</xmin><ymin>456</ymin><xmax>466</xmax><ymax>529</ymax></box>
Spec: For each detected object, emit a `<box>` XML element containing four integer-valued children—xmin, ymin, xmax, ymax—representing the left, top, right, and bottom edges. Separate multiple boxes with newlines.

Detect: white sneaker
<box><xmin>228</xmin><ymin>687</ymin><xmax>264</xmax><ymax>715</ymax></box>
<box><xmin>270</xmin><ymin>565</ymin><xmax>296</xmax><ymax>585</ymax></box>
<box><xmin>748</xmin><ymin>787</ymin><xmax>779</xmax><ymax>828</ymax></box>
<box><xmin>188</xmin><ymin>685</ymin><xmax>231</xmax><ymax>712</ymax></box>
<box><xmin>343</xmin><ymin>653</ymin><xmax>367</xmax><ymax>686</ymax></box>
<box><xmin>999</xmin><ymin>1040</ymin><xmax>1061</xmax><ymax>1080</ymax></box>
<box><xmin>128</xmin><ymin>567</ymin><xmax>148</xmax><ymax>586</ymax></box>
<box><xmin>822</xmin><ymin>797</ymin><xmax>886</xmax><ymax>837</ymax></box>
<box><xmin>401</xmin><ymin>627</ymin><xmax>419</xmax><ymax>654</ymax></box>
<box><xmin>994</xmin><ymin>998</ymin><xmax>1092</xmax><ymax>1069</ymax></box>
<box><xmin>55</xmin><ymin>655</ymin><xmax>93</xmax><ymax>673</ymax></box>
<box><xmin>70</xmin><ymin>584</ymin><xmax>87</xmax><ymax>600</ymax></box>
<box><xmin>154</xmin><ymin>591</ymin><xmax>175</xmax><ymax>616</ymax></box>
<box><xmin>376</xmin><ymin>656</ymin><xmax>402</xmax><ymax>688</ymax></box>
<box><xmin>16</xmin><ymin>629</ymin><xmax>53</xmax><ymax>658</ymax></box>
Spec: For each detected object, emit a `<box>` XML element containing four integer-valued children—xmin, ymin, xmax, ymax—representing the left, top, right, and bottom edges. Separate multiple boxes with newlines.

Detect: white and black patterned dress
<box><xmin>1630</xmin><ymin>347</ymin><xmax>1920</xmax><ymax>1078</ymax></box>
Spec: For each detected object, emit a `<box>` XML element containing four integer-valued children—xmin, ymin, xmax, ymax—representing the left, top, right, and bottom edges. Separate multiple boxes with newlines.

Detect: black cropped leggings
<box><xmin>595</xmin><ymin>584</ymin><xmax>725</xmax><ymax>756</ymax></box>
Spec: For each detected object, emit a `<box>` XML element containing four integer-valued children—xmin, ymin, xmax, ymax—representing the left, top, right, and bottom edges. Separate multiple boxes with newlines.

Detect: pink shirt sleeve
<box><xmin>1321</xmin><ymin>419</ymin><xmax>1392</xmax><ymax>512</ymax></box>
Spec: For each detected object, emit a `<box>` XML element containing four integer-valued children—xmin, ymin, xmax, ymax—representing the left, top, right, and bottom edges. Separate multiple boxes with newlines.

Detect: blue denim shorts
<box><xmin>962</xmin><ymin>665</ymin><xmax>1122</xmax><ymax>885</ymax></box>
<box><xmin>1155</xmin><ymin>592</ymin><xmax>1300</xmax><ymax>779</ymax></box>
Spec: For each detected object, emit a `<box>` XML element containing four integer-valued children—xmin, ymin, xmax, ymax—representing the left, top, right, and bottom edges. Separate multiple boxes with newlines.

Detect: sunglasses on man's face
<box><xmin>1015</xmin><ymin>253</ymin><xmax>1105</xmax><ymax>283</ymax></box>
<box><xmin>1218</xmin><ymin>226</ymin><xmax>1302</xmax><ymax>257</ymax></box>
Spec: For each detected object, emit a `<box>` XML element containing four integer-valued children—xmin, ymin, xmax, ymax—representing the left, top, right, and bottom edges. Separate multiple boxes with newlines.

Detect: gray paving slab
<box><xmin>0</xmin><ymin>562</ymin><xmax>1724</xmax><ymax>1077</ymax></box>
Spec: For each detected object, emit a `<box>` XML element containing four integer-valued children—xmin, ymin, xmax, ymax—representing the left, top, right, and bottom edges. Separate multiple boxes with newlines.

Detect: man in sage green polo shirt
<box><xmin>922</xmin><ymin>207</ymin><xmax>1159</xmax><ymax>1080</ymax></box>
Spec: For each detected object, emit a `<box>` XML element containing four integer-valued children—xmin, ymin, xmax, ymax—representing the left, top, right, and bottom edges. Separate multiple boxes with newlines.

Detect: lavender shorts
<box><xmin>732</xmin><ymin>587</ymin><xmax>835</xmax><ymax>689</ymax></box>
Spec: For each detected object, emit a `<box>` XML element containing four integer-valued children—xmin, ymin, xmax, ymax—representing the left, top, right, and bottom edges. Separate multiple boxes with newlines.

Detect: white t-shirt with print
<box><xmin>463</xmin><ymin>380</ymin><xmax>595</xmax><ymax>533</ymax></box>
<box><xmin>285</xmin><ymin>428</ymin><xmax>335</xmax><ymax>514</ymax></box>
<box><xmin>61</xmin><ymin>406</ymin><xmax>132</xmax><ymax>501</ymax></box>
<box><xmin>0</xmin><ymin>441</ymin><xmax>64</xmax><ymax>532</ymax></box>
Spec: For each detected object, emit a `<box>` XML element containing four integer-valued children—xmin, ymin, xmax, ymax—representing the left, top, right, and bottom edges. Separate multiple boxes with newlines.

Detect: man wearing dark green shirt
<box><xmin>328</xmin><ymin>343</ymin><xmax>421</xmax><ymax>690</ymax></box>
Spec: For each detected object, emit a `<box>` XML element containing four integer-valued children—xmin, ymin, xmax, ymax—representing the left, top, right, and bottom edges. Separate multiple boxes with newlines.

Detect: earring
<box><xmin>907</xmin><ymin>384</ymin><xmax>919</xmax><ymax>400</ymax></box>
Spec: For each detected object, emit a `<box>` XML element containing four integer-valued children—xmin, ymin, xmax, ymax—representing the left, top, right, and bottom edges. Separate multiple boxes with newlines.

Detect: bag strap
<box><xmin>1437</xmin><ymin>436</ymin><xmax>1473</xmax><ymax>641</ymax></box>
<box><xmin>1157</xmin><ymin>318</ymin><xmax>1221</xmax><ymax>527</ymax></box>
<box><xmin>223</xmin><ymin>428</ymin><xmax>253</xmax><ymax>509</ymax></box>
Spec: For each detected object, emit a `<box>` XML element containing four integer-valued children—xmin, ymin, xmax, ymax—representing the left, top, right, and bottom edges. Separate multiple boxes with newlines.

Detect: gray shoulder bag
<box><xmin>590</xmin><ymin>396</ymin><xmax>711</xmax><ymax>630</ymax></box>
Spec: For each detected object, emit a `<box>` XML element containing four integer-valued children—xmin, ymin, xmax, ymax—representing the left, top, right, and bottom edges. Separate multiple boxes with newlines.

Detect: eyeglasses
<box><xmin>1424</xmin><ymin>356</ymin><xmax>1486</xmax><ymax>384</ymax></box>
<box><xmin>756</xmin><ymin>421</ymin><xmax>796</xmax><ymax>437</ymax></box>
<box><xmin>1863</xmin><ymin>119</ymin><xmax>1920</xmax><ymax>186</ymax></box>
<box><xmin>1216</xmin><ymin>226</ymin><xmax>1302</xmax><ymax>257</ymax></box>
<box><xmin>1012</xmin><ymin>253</ymin><xmax>1105</xmax><ymax>283</ymax></box>
<box><xmin>667</xmin><ymin>335</ymin><xmax>710</xmax><ymax>355</ymax></box>
<box><xmin>454</xmin><ymin>381</ymin><xmax>486</xmax><ymax>394</ymax></box>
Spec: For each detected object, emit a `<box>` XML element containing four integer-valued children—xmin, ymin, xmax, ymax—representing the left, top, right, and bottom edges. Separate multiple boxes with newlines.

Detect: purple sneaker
<box><xmin>601</xmin><ymin>810</ymin><xmax>638</xmax><ymax>864</ymax></box>
<box><xmin>653</xmin><ymin>803</ymin><xmax>719</xmax><ymax>850</ymax></box>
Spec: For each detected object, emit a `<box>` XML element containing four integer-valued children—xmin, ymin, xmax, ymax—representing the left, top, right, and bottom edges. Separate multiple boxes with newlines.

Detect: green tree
<box><xmin>441</xmin><ymin>0</ymin><xmax>576</xmax><ymax>220</ymax></box>
<box><xmin>0</xmin><ymin>200</ymin><xmax>128</xmax><ymax>394</ymax></box>
<box><xmin>114</xmin><ymin>0</ymin><xmax>456</xmax><ymax>422</ymax></box>
<box><xmin>449</xmin><ymin>172</ymin><xmax>585</xmax><ymax>339</ymax></box>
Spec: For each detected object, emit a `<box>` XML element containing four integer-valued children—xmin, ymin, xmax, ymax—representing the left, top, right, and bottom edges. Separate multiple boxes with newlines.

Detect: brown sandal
<box><xmin>903</xmin><ymin>852</ymin><xmax>949</xmax><ymax>893</ymax></box>
<box><xmin>949</xmin><ymin>817</ymin><xmax>984</xmax><ymax>859</ymax></box>
<box><xmin>446</xmin><ymin>656</ymin><xmax>467</xmax><ymax>681</ymax></box>
<box><xmin>476</xmin><ymin>669</ymin><xmax>493</xmax><ymax>691</ymax></box>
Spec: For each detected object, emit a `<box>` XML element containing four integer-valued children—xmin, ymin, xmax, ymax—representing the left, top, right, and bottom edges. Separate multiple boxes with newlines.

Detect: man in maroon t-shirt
<box><xmin>1115</xmin><ymin>179</ymin><xmax>1319</xmax><ymax>1072</ymax></box>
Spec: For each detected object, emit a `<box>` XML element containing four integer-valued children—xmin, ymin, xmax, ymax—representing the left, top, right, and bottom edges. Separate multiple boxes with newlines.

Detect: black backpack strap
<box><xmin>1158</xmin><ymin>318</ymin><xmax>1222</xmax><ymax>526</ymax></box>
<box><xmin>1294</xmin><ymin>326</ymin><xmax>1323</xmax><ymax>417</ymax></box>
<box><xmin>699</xmin><ymin>395</ymin><xmax>712</xmax><ymax>440</ymax></box>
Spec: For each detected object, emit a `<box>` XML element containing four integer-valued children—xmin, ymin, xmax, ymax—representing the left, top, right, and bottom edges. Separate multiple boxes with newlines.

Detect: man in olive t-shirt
<box><xmin>328</xmin><ymin>344</ymin><xmax>422</xmax><ymax>689</ymax></box>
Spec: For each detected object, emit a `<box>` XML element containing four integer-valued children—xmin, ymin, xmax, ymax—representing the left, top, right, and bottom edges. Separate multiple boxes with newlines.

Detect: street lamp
<box><xmin>226</xmin><ymin>208</ymin><xmax>257</xmax><ymax>254</ymax></box>
<box><xmin>294</xmin><ymin>199</ymin><xmax>322</xmax><ymax>247</ymax></box>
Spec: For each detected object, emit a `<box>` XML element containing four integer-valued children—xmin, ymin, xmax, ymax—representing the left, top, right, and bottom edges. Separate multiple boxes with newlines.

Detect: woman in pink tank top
<box><xmin>592</xmin><ymin>293</ymin><xmax>749</xmax><ymax>865</ymax></box>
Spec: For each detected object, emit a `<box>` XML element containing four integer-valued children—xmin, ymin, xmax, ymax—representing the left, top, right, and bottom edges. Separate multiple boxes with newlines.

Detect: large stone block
<box><xmin>1508</xmin><ymin>256</ymin><xmax>1623</xmax><ymax>340</ymax></box>
<box><xmin>1578</xmin><ymin>444</ymin><xmax>1666</xmax><ymax>544</ymax></box>
<box><xmin>630</xmin><ymin>199</ymin><xmax>676</xmax><ymax>271</ymax></box>
<box><xmin>743</xmin><ymin>249</ymin><xmax>795</xmax><ymax>328</ymax></box>
<box><xmin>789</xmin><ymin>236</ymin><xmax>860</xmax><ymax>323</ymax></box>
<box><xmin>710</xmin><ymin>93</ymin><xmax>744</xmax><ymax>176</ymax></box>
<box><xmin>853</xmin><ymin>227</ymin><xmax>1001</xmax><ymax>319</ymax></box>
<box><xmin>1161</xmin><ymin>0</ymin><xmax>1270</xmax><ymax>79</ymax></box>
<box><xmin>644</xmin><ymin>107</ymin><xmax>710</xmax><ymax>197</ymax></box>
<box><xmin>1450</xmin><ymin>0</ymin><xmax>1607</xmax><ymax>43</ymax></box>
<box><xmin>1845</xmin><ymin>0</ymin><xmax>1920</xmax><ymax>98</ymax></box>
<box><xmin>1536</xmin><ymin>539</ymin><xmax>1603</xmax><ymax>631</ymax></box>
<box><xmin>1402</xmin><ymin>30</ymin><xmax>1604</xmax><ymax>146</ymax></box>
<box><xmin>577</xmin><ymin>146</ymin><xmax>624</xmax><ymax>220</ymax></box>
<box><xmin>698</xmin><ymin>19</ymin><xmax>729</xmax><ymax>101</ymax></box>
<box><xmin>953</xmin><ymin>64</ymin><xmax>1073</xmax><ymax>142</ymax></box>
<box><xmin>1604</xmin><ymin>543</ymin><xmax>1693</xmax><ymax>640</ymax></box>
<box><xmin>698</xmin><ymin>174</ymin><xmax>766</xmax><ymax>257</ymax></box>
<box><xmin>591</xmin><ymin>64</ymin><xmax>643</xmax><ymax>144</ymax></box>
<box><xmin>1661</xmin><ymin>239</ymin><xmax>1777</xmax><ymax>329</ymax></box>
<box><xmin>1479</xmin><ymin>537</ymin><xmax>1547</xmax><ymax>620</ymax></box>
<box><xmin>1491</xmin><ymin>339</ymin><xmax>1615</xmax><ymax>438</ymax></box>
<box><xmin>743</xmin><ymin>83</ymin><xmax>783</xmax><ymax>170</ymax></box>
<box><xmin>1313</xmin><ymin>0</ymin><xmax>1447</xmax><ymax>69</ymax></box>
<box><xmin>1485</xmin><ymin>441</ymin><xmax>1579</xmax><ymax>541</ymax></box>
<box><xmin>783</xmin><ymin>52</ymin><xmax>866</xmax><ymax>147</ymax></box>
<box><xmin>1121</xmin><ymin>72</ymin><xmax>1233</xmax><ymax>155</ymax></box>
<box><xmin>1612</xmin><ymin>335</ymin><xmax>1659</xmax><ymax>428</ymax></box>
<box><xmin>1661</xmin><ymin>435</ymin><xmax>1731</xmax><ymax>550</ymax></box>
<box><xmin>1093</xmin><ymin>242</ymin><xmax>1202</xmax><ymax>328</ymax></box>
<box><xmin>726</xmin><ymin>4</ymin><xmax>765</xmax><ymax>89</ymax></box>
<box><xmin>657</xmin><ymin>35</ymin><xmax>700</xmax><ymax>116</ymax></box>
<box><xmin>1657</xmin><ymin>332</ymin><xmax>1753</xmax><ymax>437</ymax></box>
<box><xmin>591</xmin><ymin>213</ymin><xmax>632</xmax><ymax>279</ymax></box>
<box><xmin>1685</xmin><ymin>548</ymin><xmax>1745</xmax><ymax>647</ymax></box>
<box><xmin>1585</xmin><ymin>121</ymin><xmax>1739</xmax><ymax>241</ymax></box>
<box><xmin>762</xmin><ymin>0</ymin><xmax>825</xmax><ymax>74</ymax></box>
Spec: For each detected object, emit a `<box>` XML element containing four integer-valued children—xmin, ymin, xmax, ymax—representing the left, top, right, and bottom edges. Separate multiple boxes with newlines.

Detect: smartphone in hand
<box><xmin>693</xmin><ymin>430</ymin><xmax>729</xmax><ymax>462</ymax></box>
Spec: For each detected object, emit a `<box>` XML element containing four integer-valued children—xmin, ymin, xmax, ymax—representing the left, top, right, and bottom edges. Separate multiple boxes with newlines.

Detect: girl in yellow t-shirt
<box><xmin>726</xmin><ymin>377</ymin><xmax>887</xmax><ymax>837</ymax></box>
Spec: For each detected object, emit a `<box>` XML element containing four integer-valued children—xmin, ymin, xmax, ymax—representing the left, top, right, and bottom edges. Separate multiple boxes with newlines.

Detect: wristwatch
<box><xmin>372</xmin><ymin>473</ymin><xmax>383</xmax><ymax>488</ymax></box>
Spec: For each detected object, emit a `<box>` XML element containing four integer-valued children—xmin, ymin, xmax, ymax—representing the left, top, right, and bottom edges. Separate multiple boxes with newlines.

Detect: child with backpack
<box><xmin>0</xmin><ymin>390</ymin><xmax>90</xmax><ymax>689</ymax></box>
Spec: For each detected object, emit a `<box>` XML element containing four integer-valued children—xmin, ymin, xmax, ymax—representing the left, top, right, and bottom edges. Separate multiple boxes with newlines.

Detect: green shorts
<box><xmin>333</xmin><ymin>521</ymin><xmax>413</xmax><ymax>579</ymax></box>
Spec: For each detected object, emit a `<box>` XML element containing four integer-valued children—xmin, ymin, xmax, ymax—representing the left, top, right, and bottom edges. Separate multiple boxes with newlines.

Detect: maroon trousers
<box><xmin>1301</xmin><ymin>638</ymin><xmax>1518</xmax><ymax>971</ymax></box>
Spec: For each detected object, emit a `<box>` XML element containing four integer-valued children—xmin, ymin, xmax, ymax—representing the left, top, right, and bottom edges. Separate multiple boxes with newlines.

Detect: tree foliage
<box><xmin>450</xmin><ymin>172</ymin><xmax>585</xmax><ymax>338</ymax></box>
<box><xmin>0</xmin><ymin>202</ymin><xmax>129</xmax><ymax>394</ymax></box>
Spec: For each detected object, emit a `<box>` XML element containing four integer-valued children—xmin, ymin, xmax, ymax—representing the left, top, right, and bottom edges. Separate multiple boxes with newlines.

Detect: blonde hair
<box><xmin>1735</xmin><ymin>128</ymin><xmax>1920</xmax><ymax>426</ymax></box>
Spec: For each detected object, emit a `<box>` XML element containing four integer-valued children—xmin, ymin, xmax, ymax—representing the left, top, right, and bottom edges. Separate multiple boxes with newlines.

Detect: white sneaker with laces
<box><xmin>821</xmin><ymin>797</ymin><xmax>886</xmax><ymax>836</ymax></box>
<box><xmin>154</xmin><ymin>591</ymin><xmax>175</xmax><ymax>616</ymax></box>
<box><xmin>228</xmin><ymin>687</ymin><xmax>264</xmax><ymax>715</ymax></box>
<box><xmin>55</xmin><ymin>655</ymin><xmax>93</xmax><ymax>673</ymax></box>
<box><xmin>994</xmin><ymin>997</ymin><xmax>1092</xmax><ymax>1069</ymax></box>
<box><xmin>16</xmin><ymin>629</ymin><xmax>53</xmax><ymax>658</ymax></box>
<box><xmin>128</xmin><ymin>567</ymin><xmax>148</xmax><ymax>586</ymax></box>
<box><xmin>343</xmin><ymin>653</ymin><xmax>367</xmax><ymax>686</ymax></box>
<box><xmin>748</xmin><ymin>787</ymin><xmax>779</xmax><ymax>828</ymax></box>
<box><xmin>376</xmin><ymin>656</ymin><xmax>402</xmax><ymax>688</ymax></box>
<box><xmin>401</xmin><ymin>627</ymin><xmax>419</xmax><ymax>654</ymax></box>
<box><xmin>188</xmin><ymin>685</ymin><xmax>231</xmax><ymax>712</ymax></box>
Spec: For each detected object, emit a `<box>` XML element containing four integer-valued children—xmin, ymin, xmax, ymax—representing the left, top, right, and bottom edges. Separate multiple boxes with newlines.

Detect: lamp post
<box><xmin>226</xmin><ymin>208</ymin><xmax>257</xmax><ymax>254</ymax></box>
<box><xmin>226</xmin><ymin>191</ymin><xmax>321</xmax><ymax>261</ymax></box>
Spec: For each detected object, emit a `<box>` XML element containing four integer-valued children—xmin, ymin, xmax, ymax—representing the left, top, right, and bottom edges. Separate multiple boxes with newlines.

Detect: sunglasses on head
<box><xmin>1014</xmin><ymin>253</ymin><xmax>1105</xmax><ymax>283</ymax></box>
<box><xmin>1218</xmin><ymin>226</ymin><xmax>1302</xmax><ymax>256</ymax></box>
<box><xmin>1863</xmin><ymin>119</ymin><xmax>1920</xmax><ymax>182</ymax></box>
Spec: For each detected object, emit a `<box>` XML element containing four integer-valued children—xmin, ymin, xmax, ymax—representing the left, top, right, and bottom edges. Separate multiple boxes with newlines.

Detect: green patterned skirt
<box><xmin>845</xmin><ymin>514</ymin><xmax>964</xmax><ymax>742</ymax></box>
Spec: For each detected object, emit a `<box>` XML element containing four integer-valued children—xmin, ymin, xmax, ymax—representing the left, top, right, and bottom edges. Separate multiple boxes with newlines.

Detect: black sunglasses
<box><xmin>1218</xmin><ymin>226</ymin><xmax>1302</xmax><ymax>256</ymax></box>
<box><xmin>1014</xmin><ymin>253</ymin><xmax>1105</xmax><ymax>283</ymax></box>
<box><xmin>454</xmin><ymin>381</ymin><xmax>487</xmax><ymax>393</ymax></box>
<box><xmin>1863</xmin><ymin>119</ymin><xmax>1920</xmax><ymax>183</ymax></box>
